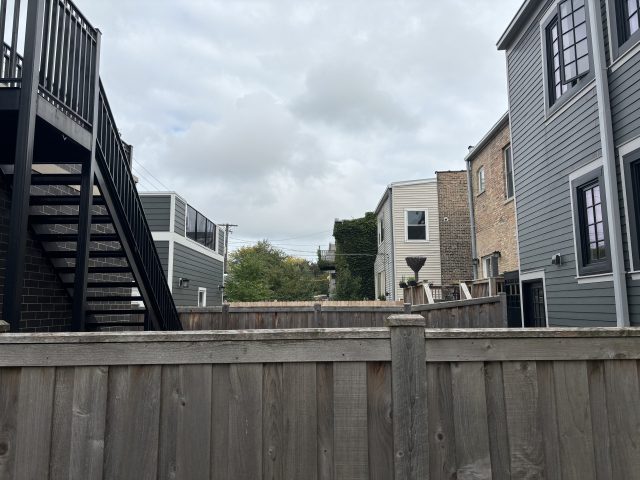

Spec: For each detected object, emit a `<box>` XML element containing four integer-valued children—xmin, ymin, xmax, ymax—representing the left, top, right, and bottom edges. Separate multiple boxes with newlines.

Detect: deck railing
<box><xmin>96</xmin><ymin>82</ymin><xmax>182</xmax><ymax>331</ymax></box>
<box><xmin>1</xmin><ymin>42</ymin><xmax>22</xmax><ymax>81</ymax></box>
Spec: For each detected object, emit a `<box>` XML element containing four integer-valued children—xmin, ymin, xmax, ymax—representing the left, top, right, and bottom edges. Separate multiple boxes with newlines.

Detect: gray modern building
<box><xmin>498</xmin><ymin>0</ymin><xmax>640</xmax><ymax>327</ymax></box>
<box><xmin>140</xmin><ymin>193</ymin><xmax>225</xmax><ymax>307</ymax></box>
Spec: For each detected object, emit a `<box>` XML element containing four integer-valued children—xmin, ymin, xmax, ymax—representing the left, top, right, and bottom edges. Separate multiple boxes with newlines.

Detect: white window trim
<box><xmin>619</xmin><ymin>135</ymin><xmax>640</xmax><ymax>272</ymax></box>
<box><xmin>504</xmin><ymin>145</ymin><xmax>514</xmax><ymax>200</ymax></box>
<box><xmin>152</xmin><ymin>231</ymin><xmax>224</xmax><ymax>262</ymax></box>
<box><xmin>404</xmin><ymin>209</ymin><xmax>429</xmax><ymax>243</ymax></box>
<box><xmin>477</xmin><ymin>167</ymin><xmax>485</xmax><ymax>194</ymax></box>
<box><xmin>481</xmin><ymin>255</ymin><xmax>492</xmax><ymax>279</ymax></box>
<box><xmin>568</xmin><ymin>157</ymin><xmax>607</xmax><ymax>281</ymax></box>
<box><xmin>198</xmin><ymin>287</ymin><xmax>207</xmax><ymax>307</ymax></box>
<box><xmin>519</xmin><ymin>270</ymin><xmax>550</xmax><ymax>328</ymax></box>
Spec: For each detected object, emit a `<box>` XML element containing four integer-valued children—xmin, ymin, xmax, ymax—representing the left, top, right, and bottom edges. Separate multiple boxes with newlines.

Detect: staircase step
<box><xmin>30</xmin><ymin>195</ymin><xmax>105</xmax><ymax>206</ymax></box>
<box><xmin>87</xmin><ymin>296</ymin><xmax>143</xmax><ymax>302</ymax></box>
<box><xmin>56</xmin><ymin>266</ymin><xmax>132</xmax><ymax>274</ymax></box>
<box><xmin>47</xmin><ymin>250</ymin><xmax>127</xmax><ymax>259</ymax></box>
<box><xmin>37</xmin><ymin>233</ymin><xmax>119</xmax><ymax>242</ymax></box>
<box><xmin>29</xmin><ymin>214</ymin><xmax>111</xmax><ymax>225</ymax></box>
<box><xmin>29</xmin><ymin>173</ymin><xmax>83</xmax><ymax>185</ymax></box>
<box><xmin>87</xmin><ymin>309</ymin><xmax>146</xmax><ymax>316</ymax></box>
<box><xmin>86</xmin><ymin>321</ymin><xmax>145</xmax><ymax>328</ymax></box>
<box><xmin>64</xmin><ymin>281</ymin><xmax>137</xmax><ymax>288</ymax></box>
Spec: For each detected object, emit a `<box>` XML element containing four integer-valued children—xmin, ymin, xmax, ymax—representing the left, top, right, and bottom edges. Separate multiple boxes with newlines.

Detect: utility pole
<box><xmin>219</xmin><ymin>224</ymin><xmax>238</xmax><ymax>274</ymax></box>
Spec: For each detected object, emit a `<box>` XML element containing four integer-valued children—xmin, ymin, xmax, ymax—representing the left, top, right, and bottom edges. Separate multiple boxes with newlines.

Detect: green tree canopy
<box><xmin>225</xmin><ymin>241</ymin><xmax>329</xmax><ymax>302</ymax></box>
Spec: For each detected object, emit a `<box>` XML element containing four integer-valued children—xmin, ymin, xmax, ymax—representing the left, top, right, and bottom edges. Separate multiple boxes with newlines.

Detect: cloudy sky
<box><xmin>78</xmin><ymin>0</ymin><xmax>521</xmax><ymax>260</ymax></box>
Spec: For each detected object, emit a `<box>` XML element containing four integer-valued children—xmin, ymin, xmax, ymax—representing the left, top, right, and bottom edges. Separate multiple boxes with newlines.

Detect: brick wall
<box><xmin>469</xmin><ymin>122</ymin><xmax>519</xmax><ymax>275</ymax></box>
<box><xmin>0</xmin><ymin>182</ymin><xmax>73</xmax><ymax>331</ymax></box>
<box><xmin>436</xmin><ymin>171</ymin><xmax>473</xmax><ymax>285</ymax></box>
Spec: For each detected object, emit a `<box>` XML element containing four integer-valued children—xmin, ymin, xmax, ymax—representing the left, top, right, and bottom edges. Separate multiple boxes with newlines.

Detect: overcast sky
<box><xmin>79</xmin><ymin>0</ymin><xmax>521</xmax><ymax>260</ymax></box>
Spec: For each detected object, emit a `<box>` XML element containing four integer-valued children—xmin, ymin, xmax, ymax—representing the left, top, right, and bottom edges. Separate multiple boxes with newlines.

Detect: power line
<box><xmin>133</xmin><ymin>157</ymin><xmax>172</xmax><ymax>191</ymax></box>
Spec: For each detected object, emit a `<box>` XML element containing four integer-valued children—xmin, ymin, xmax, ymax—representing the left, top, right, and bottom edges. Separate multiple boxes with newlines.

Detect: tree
<box><xmin>333</xmin><ymin>212</ymin><xmax>377</xmax><ymax>300</ymax></box>
<box><xmin>225</xmin><ymin>241</ymin><xmax>328</xmax><ymax>302</ymax></box>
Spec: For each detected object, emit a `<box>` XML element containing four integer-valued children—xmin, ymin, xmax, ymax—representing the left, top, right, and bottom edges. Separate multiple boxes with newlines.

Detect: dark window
<box><xmin>544</xmin><ymin>0</ymin><xmax>591</xmax><ymax>108</ymax></box>
<box><xmin>186</xmin><ymin>205</ymin><xmax>197</xmax><ymax>241</ymax></box>
<box><xmin>406</xmin><ymin>210</ymin><xmax>427</xmax><ymax>241</ymax></box>
<box><xmin>523</xmin><ymin>280</ymin><xmax>547</xmax><ymax>328</ymax></box>
<box><xmin>504</xmin><ymin>145</ymin><xmax>514</xmax><ymax>199</ymax></box>
<box><xmin>623</xmin><ymin>148</ymin><xmax>640</xmax><ymax>270</ymax></box>
<box><xmin>206</xmin><ymin>220</ymin><xmax>216</xmax><ymax>250</ymax></box>
<box><xmin>617</xmin><ymin>0</ymin><xmax>640</xmax><ymax>45</ymax></box>
<box><xmin>572</xmin><ymin>169</ymin><xmax>612</xmax><ymax>276</ymax></box>
<box><xmin>378</xmin><ymin>218</ymin><xmax>385</xmax><ymax>244</ymax></box>
<box><xmin>196</xmin><ymin>212</ymin><xmax>207</xmax><ymax>245</ymax></box>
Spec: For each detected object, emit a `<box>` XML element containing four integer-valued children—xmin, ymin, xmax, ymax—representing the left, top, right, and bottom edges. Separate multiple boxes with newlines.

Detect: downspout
<box><xmin>466</xmin><ymin>157</ymin><xmax>479</xmax><ymax>280</ymax></box>
<box><xmin>587</xmin><ymin>0</ymin><xmax>629</xmax><ymax>326</ymax></box>
<box><xmin>389</xmin><ymin>187</ymin><xmax>396</xmax><ymax>300</ymax></box>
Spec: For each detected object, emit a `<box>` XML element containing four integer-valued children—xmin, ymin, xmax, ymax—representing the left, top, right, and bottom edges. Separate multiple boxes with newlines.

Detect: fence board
<box><xmin>366</xmin><ymin>362</ymin><xmax>393</xmax><ymax>480</ymax></box>
<box><xmin>426</xmin><ymin>363</ymin><xmax>457</xmax><ymax>480</ymax></box>
<box><xmin>0</xmin><ymin>368</ymin><xmax>20</xmax><ymax>479</ymax></box>
<box><xmin>49</xmin><ymin>367</ymin><xmax>75</xmax><ymax>480</ymax></box>
<box><xmin>483</xmin><ymin>362</ymin><xmax>511</xmax><ymax>480</ymax></box>
<box><xmin>263</xmin><ymin>363</ymin><xmax>283</xmax><ymax>480</ymax></box>
<box><xmin>334</xmin><ymin>362</ymin><xmax>369</xmax><ymax>480</ymax></box>
<box><xmin>210</xmin><ymin>365</ymin><xmax>230</xmax><ymax>480</ymax></box>
<box><xmin>316</xmin><ymin>363</ymin><xmax>335</xmax><ymax>480</ymax></box>
<box><xmin>587</xmin><ymin>361</ymin><xmax>613</xmax><ymax>479</ymax></box>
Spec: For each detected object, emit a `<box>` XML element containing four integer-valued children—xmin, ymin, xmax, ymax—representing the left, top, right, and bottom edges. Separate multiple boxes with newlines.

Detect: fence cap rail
<box><xmin>424</xmin><ymin>327</ymin><xmax>640</xmax><ymax>339</ymax></box>
<box><xmin>386</xmin><ymin>315</ymin><xmax>427</xmax><ymax>327</ymax></box>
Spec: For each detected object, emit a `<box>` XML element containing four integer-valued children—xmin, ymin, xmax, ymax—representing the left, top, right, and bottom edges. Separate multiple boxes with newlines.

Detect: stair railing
<box><xmin>96</xmin><ymin>81</ymin><xmax>182</xmax><ymax>331</ymax></box>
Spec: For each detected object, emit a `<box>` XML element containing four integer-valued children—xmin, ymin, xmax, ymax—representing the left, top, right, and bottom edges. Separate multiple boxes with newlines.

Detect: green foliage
<box><xmin>333</xmin><ymin>212</ymin><xmax>377</xmax><ymax>300</ymax></box>
<box><xmin>225</xmin><ymin>241</ymin><xmax>328</xmax><ymax>302</ymax></box>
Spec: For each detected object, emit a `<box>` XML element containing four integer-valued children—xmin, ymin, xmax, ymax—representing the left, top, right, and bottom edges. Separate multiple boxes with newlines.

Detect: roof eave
<box><xmin>464</xmin><ymin>112</ymin><xmax>510</xmax><ymax>163</ymax></box>
<box><xmin>497</xmin><ymin>0</ymin><xmax>538</xmax><ymax>50</ymax></box>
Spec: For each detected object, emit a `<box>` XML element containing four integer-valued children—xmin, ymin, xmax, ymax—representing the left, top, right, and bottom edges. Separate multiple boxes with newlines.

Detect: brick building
<box><xmin>466</xmin><ymin>113</ymin><xmax>519</xmax><ymax>279</ymax></box>
<box><xmin>436</xmin><ymin>171</ymin><xmax>473</xmax><ymax>285</ymax></box>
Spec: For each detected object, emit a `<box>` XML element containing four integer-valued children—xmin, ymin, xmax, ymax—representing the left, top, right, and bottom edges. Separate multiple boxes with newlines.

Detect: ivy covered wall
<box><xmin>333</xmin><ymin>213</ymin><xmax>377</xmax><ymax>300</ymax></box>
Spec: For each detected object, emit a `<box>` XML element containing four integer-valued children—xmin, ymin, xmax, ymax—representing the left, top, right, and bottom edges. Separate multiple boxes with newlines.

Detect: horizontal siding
<box><xmin>374</xmin><ymin>198</ymin><xmax>394</xmax><ymax>299</ymax></box>
<box><xmin>507</xmin><ymin>1</ymin><xmax>616</xmax><ymax>326</ymax></box>
<box><xmin>218</xmin><ymin>227</ymin><xmax>225</xmax><ymax>256</ymax></box>
<box><xmin>174</xmin><ymin>196</ymin><xmax>186</xmax><ymax>236</ymax></box>
<box><xmin>140</xmin><ymin>195</ymin><xmax>171</xmax><ymax>232</ymax></box>
<box><xmin>171</xmin><ymin>243</ymin><xmax>224</xmax><ymax>307</ymax></box>
<box><xmin>155</xmin><ymin>241</ymin><xmax>170</xmax><ymax>278</ymax></box>
<box><xmin>391</xmin><ymin>182</ymin><xmax>441</xmax><ymax>300</ymax></box>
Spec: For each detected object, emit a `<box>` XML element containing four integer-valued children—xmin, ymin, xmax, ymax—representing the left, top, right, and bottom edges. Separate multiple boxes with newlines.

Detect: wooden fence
<box><xmin>1</xmin><ymin>322</ymin><xmax>639</xmax><ymax>479</ymax></box>
<box><xmin>179</xmin><ymin>296</ymin><xmax>506</xmax><ymax>330</ymax></box>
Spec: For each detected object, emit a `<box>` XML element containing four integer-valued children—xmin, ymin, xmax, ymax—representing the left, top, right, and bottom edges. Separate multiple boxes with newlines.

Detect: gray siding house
<box><xmin>140</xmin><ymin>193</ymin><xmax>225</xmax><ymax>307</ymax></box>
<box><xmin>498</xmin><ymin>0</ymin><xmax>640</xmax><ymax>327</ymax></box>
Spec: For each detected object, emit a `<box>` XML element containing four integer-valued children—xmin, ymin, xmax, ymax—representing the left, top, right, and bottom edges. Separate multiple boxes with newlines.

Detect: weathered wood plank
<box><xmin>0</xmin><ymin>368</ymin><xmax>21</xmax><ymax>479</ymax></box>
<box><xmin>49</xmin><ymin>367</ymin><xmax>75</xmax><ymax>480</ymax></box>
<box><xmin>262</xmin><ymin>363</ymin><xmax>283</xmax><ymax>480</ymax></box>
<box><xmin>14</xmin><ymin>367</ymin><xmax>56</xmax><ymax>480</ymax></box>
<box><xmin>587</xmin><ymin>361</ymin><xmax>613</xmax><ymax>479</ymax></box>
<box><xmin>535</xmin><ymin>361</ymin><xmax>561</xmax><ymax>479</ymax></box>
<box><xmin>211</xmin><ymin>365</ymin><xmax>230</xmax><ymax>480</ymax></box>
<box><xmin>502</xmin><ymin>361</ymin><xmax>543</xmax><ymax>478</ymax></box>
<box><xmin>388</xmin><ymin>317</ymin><xmax>428</xmax><ymax>480</ymax></box>
<box><xmin>334</xmin><ymin>362</ymin><xmax>369</xmax><ymax>479</ymax></box>
<box><xmin>283</xmin><ymin>363</ymin><xmax>317</xmax><ymax>480</ymax></box>
<box><xmin>103</xmin><ymin>366</ymin><xmax>161</xmax><ymax>480</ymax></box>
<box><xmin>604</xmin><ymin>360</ymin><xmax>640</xmax><ymax>479</ymax></box>
<box><xmin>483</xmin><ymin>362</ymin><xmax>511</xmax><ymax>480</ymax></box>
<box><xmin>553</xmin><ymin>361</ymin><xmax>596</xmax><ymax>480</ymax></box>
<box><xmin>316</xmin><ymin>363</ymin><xmax>334</xmax><ymax>480</ymax></box>
<box><xmin>68</xmin><ymin>366</ymin><xmax>108</xmax><ymax>480</ymax></box>
<box><xmin>450</xmin><ymin>362</ymin><xmax>492</xmax><ymax>479</ymax></box>
<box><xmin>228</xmin><ymin>364</ymin><xmax>263</xmax><ymax>479</ymax></box>
<box><xmin>367</xmin><ymin>362</ymin><xmax>394</xmax><ymax>480</ymax></box>
<box><xmin>0</xmin><ymin>339</ymin><xmax>391</xmax><ymax>366</ymax></box>
<box><xmin>426</xmin><ymin>363</ymin><xmax>457</xmax><ymax>480</ymax></box>
<box><xmin>159</xmin><ymin>365</ymin><xmax>212</xmax><ymax>479</ymax></box>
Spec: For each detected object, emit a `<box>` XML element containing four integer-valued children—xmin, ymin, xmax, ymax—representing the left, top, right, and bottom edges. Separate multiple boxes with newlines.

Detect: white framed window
<box><xmin>504</xmin><ymin>145</ymin><xmax>514</xmax><ymax>199</ymax></box>
<box><xmin>477</xmin><ymin>167</ymin><xmax>486</xmax><ymax>194</ymax></box>
<box><xmin>482</xmin><ymin>255</ymin><xmax>492</xmax><ymax>279</ymax></box>
<box><xmin>377</xmin><ymin>217</ymin><xmax>385</xmax><ymax>245</ymax></box>
<box><xmin>198</xmin><ymin>287</ymin><xmax>207</xmax><ymax>307</ymax></box>
<box><xmin>405</xmin><ymin>209</ymin><xmax>428</xmax><ymax>242</ymax></box>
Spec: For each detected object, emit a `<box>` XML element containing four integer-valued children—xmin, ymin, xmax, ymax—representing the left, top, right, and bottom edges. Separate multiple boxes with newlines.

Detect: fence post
<box><xmin>499</xmin><ymin>292</ymin><xmax>508</xmax><ymax>327</ymax></box>
<box><xmin>386</xmin><ymin>314</ymin><xmax>428</xmax><ymax>479</ymax></box>
<box><xmin>222</xmin><ymin>303</ymin><xmax>230</xmax><ymax>329</ymax></box>
<box><xmin>313</xmin><ymin>303</ymin><xmax>322</xmax><ymax>326</ymax></box>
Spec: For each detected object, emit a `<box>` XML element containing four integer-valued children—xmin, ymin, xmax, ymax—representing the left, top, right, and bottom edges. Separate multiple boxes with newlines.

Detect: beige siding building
<box><xmin>374</xmin><ymin>179</ymin><xmax>442</xmax><ymax>301</ymax></box>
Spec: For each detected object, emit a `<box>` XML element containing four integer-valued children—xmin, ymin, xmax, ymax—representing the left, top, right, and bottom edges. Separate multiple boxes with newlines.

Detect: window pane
<box><xmin>564</xmin><ymin>47</ymin><xmax>576</xmax><ymax>64</ymax></box>
<box><xmin>187</xmin><ymin>206</ymin><xmax>197</xmax><ymax>240</ymax></box>
<box><xmin>629</xmin><ymin>0</ymin><xmax>638</xmax><ymax>15</ymax></box>
<box><xmin>574</xmin><ymin>23</ymin><xmax>587</xmax><ymax>42</ymax></box>
<box><xmin>593</xmin><ymin>185</ymin><xmax>601</xmax><ymax>204</ymax></box>
<box><xmin>562</xmin><ymin>15</ymin><xmax>574</xmax><ymax>31</ymax></box>
<box><xmin>631</xmin><ymin>13</ymin><xmax>640</xmax><ymax>34</ymax></box>
<box><xmin>407</xmin><ymin>225</ymin><xmax>426</xmax><ymax>241</ymax></box>
<box><xmin>206</xmin><ymin>220</ymin><xmax>215</xmax><ymax>249</ymax></box>
<box><xmin>576</xmin><ymin>39</ymin><xmax>588</xmax><ymax>57</ymax></box>
<box><xmin>574</xmin><ymin>6</ymin><xmax>585</xmax><ymax>24</ymax></box>
<box><xmin>577</xmin><ymin>56</ymin><xmax>589</xmax><ymax>75</ymax></box>
<box><xmin>573</xmin><ymin>0</ymin><xmax>584</xmax><ymax>8</ymax></box>
<box><xmin>196</xmin><ymin>212</ymin><xmax>207</xmax><ymax>245</ymax></box>
<box><xmin>407</xmin><ymin>211</ymin><xmax>425</xmax><ymax>225</ymax></box>
<box><xmin>560</xmin><ymin>1</ymin><xmax>571</xmax><ymax>18</ymax></box>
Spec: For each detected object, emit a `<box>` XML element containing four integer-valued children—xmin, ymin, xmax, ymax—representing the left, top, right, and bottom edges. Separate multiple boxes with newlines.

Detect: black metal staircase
<box><xmin>0</xmin><ymin>0</ymin><xmax>181</xmax><ymax>331</ymax></box>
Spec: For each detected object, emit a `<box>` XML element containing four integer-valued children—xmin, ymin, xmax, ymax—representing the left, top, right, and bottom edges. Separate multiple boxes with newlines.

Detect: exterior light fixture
<box><xmin>178</xmin><ymin>278</ymin><xmax>190</xmax><ymax>288</ymax></box>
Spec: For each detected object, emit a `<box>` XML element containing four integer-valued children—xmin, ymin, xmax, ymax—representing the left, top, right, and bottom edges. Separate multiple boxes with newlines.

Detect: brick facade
<box><xmin>436</xmin><ymin>171</ymin><xmax>473</xmax><ymax>284</ymax></box>
<box><xmin>469</xmin><ymin>120</ymin><xmax>519</xmax><ymax>276</ymax></box>
<box><xmin>0</xmin><ymin>182</ymin><xmax>73</xmax><ymax>331</ymax></box>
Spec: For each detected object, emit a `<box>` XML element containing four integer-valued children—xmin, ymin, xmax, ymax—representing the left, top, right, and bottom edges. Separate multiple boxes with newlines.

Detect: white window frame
<box><xmin>481</xmin><ymin>255</ymin><xmax>492</xmax><ymax>279</ymax></box>
<box><xmin>504</xmin><ymin>145</ymin><xmax>514</xmax><ymax>200</ymax></box>
<box><xmin>477</xmin><ymin>167</ymin><xmax>485</xmax><ymax>194</ymax></box>
<box><xmin>197</xmin><ymin>287</ymin><xmax>207</xmax><ymax>307</ymax></box>
<box><xmin>404</xmin><ymin>209</ymin><xmax>429</xmax><ymax>242</ymax></box>
<box><xmin>377</xmin><ymin>216</ymin><xmax>385</xmax><ymax>246</ymax></box>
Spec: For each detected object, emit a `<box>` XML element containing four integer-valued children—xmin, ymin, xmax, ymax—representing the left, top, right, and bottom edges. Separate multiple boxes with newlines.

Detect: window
<box><xmin>482</xmin><ymin>255</ymin><xmax>492</xmax><ymax>279</ymax></box>
<box><xmin>611</xmin><ymin>0</ymin><xmax>640</xmax><ymax>57</ymax></box>
<box><xmin>623</xmin><ymin>147</ymin><xmax>640</xmax><ymax>270</ymax></box>
<box><xmin>198</xmin><ymin>288</ymin><xmax>207</xmax><ymax>307</ymax></box>
<box><xmin>378</xmin><ymin>217</ymin><xmax>385</xmax><ymax>245</ymax></box>
<box><xmin>504</xmin><ymin>145</ymin><xmax>514</xmax><ymax>199</ymax></box>
<box><xmin>477</xmin><ymin>167</ymin><xmax>485</xmax><ymax>194</ymax></box>
<box><xmin>544</xmin><ymin>0</ymin><xmax>591</xmax><ymax>108</ymax></box>
<box><xmin>406</xmin><ymin>210</ymin><xmax>427</xmax><ymax>241</ymax></box>
<box><xmin>571</xmin><ymin>169</ymin><xmax>612</xmax><ymax>276</ymax></box>
<box><xmin>185</xmin><ymin>204</ymin><xmax>217</xmax><ymax>251</ymax></box>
